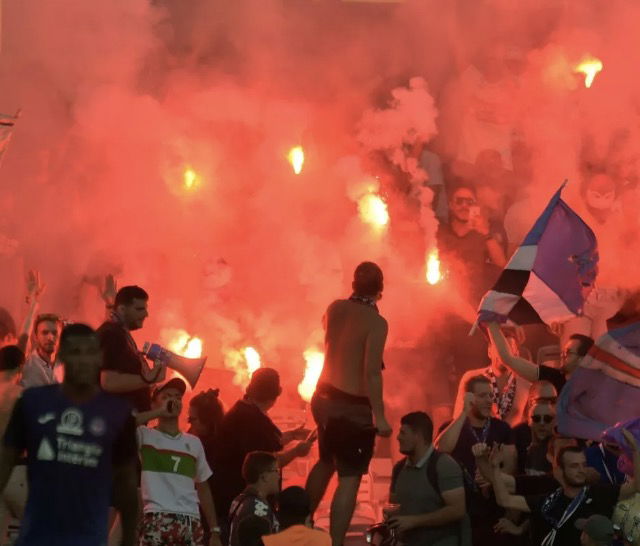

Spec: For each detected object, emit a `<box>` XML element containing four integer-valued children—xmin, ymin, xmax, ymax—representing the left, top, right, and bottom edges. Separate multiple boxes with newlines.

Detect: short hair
<box><xmin>278</xmin><ymin>486</ymin><xmax>311</xmax><ymax>528</ymax></box>
<box><xmin>33</xmin><ymin>313</ymin><xmax>62</xmax><ymax>334</ymax></box>
<box><xmin>556</xmin><ymin>445</ymin><xmax>584</xmax><ymax>468</ymax></box>
<box><xmin>246</xmin><ymin>368</ymin><xmax>281</xmax><ymax>403</ymax></box>
<box><xmin>190</xmin><ymin>389</ymin><xmax>225</xmax><ymax>434</ymax></box>
<box><xmin>400</xmin><ymin>411</ymin><xmax>434</xmax><ymax>444</ymax></box>
<box><xmin>352</xmin><ymin>262</ymin><xmax>383</xmax><ymax>297</ymax></box>
<box><xmin>59</xmin><ymin>323</ymin><xmax>97</xmax><ymax>351</ymax></box>
<box><xmin>114</xmin><ymin>286</ymin><xmax>148</xmax><ymax>307</ymax></box>
<box><xmin>0</xmin><ymin>307</ymin><xmax>16</xmax><ymax>339</ymax></box>
<box><xmin>242</xmin><ymin>451</ymin><xmax>277</xmax><ymax>485</ymax></box>
<box><xmin>449</xmin><ymin>182</ymin><xmax>477</xmax><ymax>200</ymax></box>
<box><xmin>569</xmin><ymin>334</ymin><xmax>594</xmax><ymax>357</ymax></box>
<box><xmin>0</xmin><ymin>345</ymin><xmax>24</xmax><ymax>371</ymax></box>
<box><xmin>463</xmin><ymin>374</ymin><xmax>490</xmax><ymax>394</ymax></box>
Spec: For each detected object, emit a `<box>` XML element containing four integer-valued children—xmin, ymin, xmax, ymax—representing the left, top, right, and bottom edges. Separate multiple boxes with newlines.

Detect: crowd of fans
<box><xmin>0</xmin><ymin>265</ymin><xmax>637</xmax><ymax>546</ymax></box>
<box><xmin>0</xmin><ymin>163</ymin><xmax>637</xmax><ymax>546</ymax></box>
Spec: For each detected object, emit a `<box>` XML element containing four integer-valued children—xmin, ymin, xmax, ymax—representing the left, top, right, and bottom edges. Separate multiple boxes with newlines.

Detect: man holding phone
<box><xmin>137</xmin><ymin>378</ymin><xmax>222</xmax><ymax>546</ymax></box>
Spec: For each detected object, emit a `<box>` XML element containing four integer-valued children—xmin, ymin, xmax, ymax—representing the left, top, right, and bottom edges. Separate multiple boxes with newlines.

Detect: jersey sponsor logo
<box><xmin>56</xmin><ymin>436</ymin><xmax>103</xmax><ymax>467</ymax></box>
<box><xmin>254</xmin><ymin>499</ymin><xmax>269</xmax><ymax>517</ymax></box>
<box><xmin>37</xmin><ymin>412</ymin><xmax>56</xmax><ymax>425</ymax></box>
<box><xmin>36</xmin><ymin>438</ymin><xmax>56</xmax><ymax>461</ymax></box>
<box><xmin>56</xmin><ymin>408</ymin><xmax>84</xmax><ymax>436</ymax></box>
<box><xmin>89</xmin><ymin>417</ymin><xmax>106</xmax><ymax>437</ymax></box>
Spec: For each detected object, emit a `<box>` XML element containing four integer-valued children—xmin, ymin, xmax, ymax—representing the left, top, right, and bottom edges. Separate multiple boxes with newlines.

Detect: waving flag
<box><xmin>477</xmin><ymin>181</ymin><xmax>598</xmax><ymax>326</ymax></box>
<box><xmin>558</xmin><ymin>323</ymin><xmax>640</xmax><ymax>441</ymax></box>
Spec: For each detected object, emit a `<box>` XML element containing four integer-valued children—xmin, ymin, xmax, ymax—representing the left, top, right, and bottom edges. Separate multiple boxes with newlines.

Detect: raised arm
<box><xmin>365</xmin><ymin>318</ymin><xmax>391</xmax><ymax>437</ymax></box>
<box><xmin>435</xmin><ymin>392</ymin><xmax>471</xmax><ymax>453</ymax></box>
<box><xmin>487</xmin><ymin>322</ymin><xmax>539</xmax><ymax>383</ymax></box>
<box><xmin>619</xmin><ymin>429</ymin><xmax>640</xmax><ymax>501</ymax></box>
<box><xmin>18</xmin><ymin>270</ymin><xmax>45</xmax><ymax>353</ymax></box>
<box><xmin>490</xmin><ymin>447</ymin><xmax>530</xmax><ymax>513</ymax></box>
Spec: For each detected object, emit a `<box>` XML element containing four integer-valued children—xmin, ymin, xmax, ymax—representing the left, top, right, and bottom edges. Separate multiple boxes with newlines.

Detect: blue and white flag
<box><xmin>478</xmin><ymin>182</ymin><xmax>598</xmax><ymax>326</ymax></box>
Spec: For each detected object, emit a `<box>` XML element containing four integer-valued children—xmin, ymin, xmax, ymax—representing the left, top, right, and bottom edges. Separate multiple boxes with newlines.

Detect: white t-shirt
<box><xmin>137</xmin><ymin>426</ymin><xmax>212</xmax><ymax>517</ymax></box>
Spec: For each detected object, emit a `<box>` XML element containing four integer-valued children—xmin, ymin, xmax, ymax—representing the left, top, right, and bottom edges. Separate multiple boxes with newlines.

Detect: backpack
<box><xmin>390</xmin><ymin>450</ymin><xmax>477</xmax><ymax>515</ymax></box>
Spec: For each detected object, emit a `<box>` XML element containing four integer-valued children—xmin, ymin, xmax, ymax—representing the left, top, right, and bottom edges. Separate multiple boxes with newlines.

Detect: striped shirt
<box><xmin>137</xmin><ymin>426</ymin><xmax>212</xmax><ymax>517</ymax></box>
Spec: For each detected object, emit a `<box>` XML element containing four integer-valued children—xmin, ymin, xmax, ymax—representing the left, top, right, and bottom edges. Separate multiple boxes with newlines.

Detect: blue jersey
<box><xmin>3</xmin><ymin>384</ymin><xmax>136</xmax><ymax>546</ymax></box>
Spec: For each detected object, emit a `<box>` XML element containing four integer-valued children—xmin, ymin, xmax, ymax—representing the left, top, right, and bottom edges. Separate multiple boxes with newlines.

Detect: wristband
<box><xmin>211</xmin><ymin>527</ymin><xmax>221</xmax><ymax>534</ymax></box>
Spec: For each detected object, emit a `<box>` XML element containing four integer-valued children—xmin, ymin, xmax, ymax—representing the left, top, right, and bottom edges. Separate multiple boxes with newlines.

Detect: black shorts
<box><xmin>311</xmin><ymin>383</ymin><xmax>376</xmax><ymax>477</ymax></box>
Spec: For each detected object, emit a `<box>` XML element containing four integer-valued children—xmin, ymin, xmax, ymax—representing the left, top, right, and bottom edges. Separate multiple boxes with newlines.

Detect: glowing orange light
<box><xmin>358</xmin><ymin>193</ymin><xmax>389</xmax><ymax>230</ymax></box>
<box><xmin>166</xmin><ymin>329</ymin><xmax>203</xmax><ymax>358</ymax></box>
<box><xmin>575</xmin><ymin>56</ymin><xmax>603</xmax><ymax>88</ymax></box>
<box><xmin>183</xmin><ymin>167</ymin><xmax>200</xmax><ymax>190</ymax></box>
<box><xmin>426</xmin><ymin>249</ymin><xmax>442</xmax><ymax>285</ymax></box>
<box><xmin>224</xmin><ymin>346</ymin><xmax>262</xmax><ymax>386</ymax></box>
<box><xmin>298</xmin><ymin>349</ymin><xmax>324</xmax><ymax>402</ymax></box>
<box><xmin>288</xmin><ymin>146</ymin><xmax>305</xmax><ymax>175</ymax></box>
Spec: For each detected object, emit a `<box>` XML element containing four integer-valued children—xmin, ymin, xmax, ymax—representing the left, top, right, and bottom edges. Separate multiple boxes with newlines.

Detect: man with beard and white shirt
<box><xmin>21</xmin><ymin>314</ymin><xmax>63</xmax><ymax>388</ymax></box>
<box><xmin>491</xmin><ymin>433</ymin><xmax>640</xmax><ymax>546</ymax></box>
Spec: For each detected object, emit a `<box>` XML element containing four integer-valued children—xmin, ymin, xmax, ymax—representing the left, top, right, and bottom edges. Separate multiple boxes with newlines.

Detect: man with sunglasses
<box><xmin>437</xmin><ymin>184</ymin><xmax>507</xmax><ymax>303</ymax></box>
<box><xmin>523</xmin><ymin>402</ymin><xmax>556</xmax><ymax>476</ymax></box>
<box><xmin>487</xmin><ymin>322</ymin><xmax>594</xmax><ymax>394</ymax></box>
<box><xmin>21</xmin><ymin>314</ymin><xmax>63</xmax><ymax>388</ymax></box>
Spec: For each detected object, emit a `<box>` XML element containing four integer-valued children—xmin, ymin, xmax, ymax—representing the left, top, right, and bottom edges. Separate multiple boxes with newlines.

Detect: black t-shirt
<box><xmin>538</xmin><ymin>365</ymin><xmax>566</xmax><ymax>394</ymax></box>
<box><xmin>515</xmin><ymin>473</ymin><xmax>559</xmax><ymax>496</ymax></box>
<box><xmin>213</xmin><ymin>399</ymin><xmax>283</xmax><ymax>519</ymax></box>
<box><xmin>525</xmin><ymin>484</ymin><xmax>620</xmax><ymax>546</ymax></box>
<box><xmin>451</xmin><ymin>418</ymin><xmax>513</xmax><ymax>477</ymax></box>
<box><xmin>511</xmin><ymin>422</ymin><xmax>532</xmax><ymax>474</ymax></box>
<box><xmin>97</xmin><ymin>321</ymin><xmax>151</xmax><ymax>412</ymax></box>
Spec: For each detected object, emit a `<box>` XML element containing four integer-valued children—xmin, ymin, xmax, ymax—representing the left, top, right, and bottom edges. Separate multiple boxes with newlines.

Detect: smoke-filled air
<box><xmin>1</xmin><ymin>0</ymin><xmax>639</xmax><ymax>411</ymax></box>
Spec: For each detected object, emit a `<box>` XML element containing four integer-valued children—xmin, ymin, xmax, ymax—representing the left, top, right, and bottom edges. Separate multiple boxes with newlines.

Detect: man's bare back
<box><xmin>319</xmin><ymin>299</ymin><xmax>387</xmax><ymax>398</ymax></box>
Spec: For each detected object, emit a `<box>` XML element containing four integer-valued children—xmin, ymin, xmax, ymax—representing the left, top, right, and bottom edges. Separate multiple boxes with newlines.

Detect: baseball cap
<box><xmin>575</xmin><ymin>515</ymin><xmax>614</xmax><ymax>544</ymax></box>
<box><xmin>152</xmin><ymin>377</ymin><xmax>187</xmax><ymax>399</ymax></box>
<box><xmin>278</xmin><ymin>486</ymin><xmax>311</xmax><ymax>518</ymax></box>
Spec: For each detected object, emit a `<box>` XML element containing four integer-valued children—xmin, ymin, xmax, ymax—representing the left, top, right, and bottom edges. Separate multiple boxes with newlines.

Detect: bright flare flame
<box><xmin>243</xmin><ymin>347</ymin><xmax>262</xmax><ymax>375</ymax></box>
<box><xmin>288</xmin><ymin>146</ymin><xmax>305</xmax><ymax>175</ymax></box>
<box><xmin>224</xmin><ymin>346</ymin><xmax>262</xmax><ymax>386</ymax></box>
<box><xmin>358</xmin><ymin>193</ymin><xmax>389</xmax><ymax>229</ymax></box>
<box><xmin>166</xmin><ymin>329</ymin><xmax>203</xmax><ymax>358</ymax></box>
<box><xmin>426</xmin><ymin>249</ymin><xmax>442</xmax><ymax>285</ymax></box>
<box><xmin>298</xmin><ymin>349</ymin><xmax>325</xmax><ymax>402</ymax></box>
<box><xmin>183</xmin><ymin>167</ymin><xmax>200</xmax><ymax>191</ymax></box>
<box><xmin>575</xmin><ymin>56</ymin><xmax>603</xmax><ymax>88</ymax></box>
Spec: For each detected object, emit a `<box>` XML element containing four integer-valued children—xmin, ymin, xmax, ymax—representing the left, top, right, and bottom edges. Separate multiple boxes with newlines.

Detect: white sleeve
<box><xmin>194</xmin><ymin>437</ymin><xmax>212</xmax><ymax>483</ymax></box>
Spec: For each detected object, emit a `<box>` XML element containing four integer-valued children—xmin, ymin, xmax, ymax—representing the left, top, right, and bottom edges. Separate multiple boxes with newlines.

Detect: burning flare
<box><xmin>575</xmin><ymin>56</ymin><xmax>603</xmax><ymax>88</ymax></box>
<box><xmin>183</xmin><ymin>167</ymin><xmax>200</xmax><ymax>191</ymax></box>
<box><xmin>288</xmin><ymin>146</ymin><xmax>305</xmax><ymax>175</ymax></box>
<box><xmin>298</xmin><ymin>349</ymin><xmax>325</xmax><ymax>402</ymax></box>
<box><xmin>425</xmin><ymin>249</ymin><xmax>442</xmax><ymax>285</ymax></box>
<box><xmin>224</xmin><ymin>346</ymin><xmax>262</xmax><ymax>386</ymax></box>
<box><xmin>165</xmin><ymin>329</ymin><xmax>203</xmax><ymax>358</ymax></box>
<box><xmin>358</xmin><ymin>193</ymin><xmax>389</xmax><ymax>230</ymax></box>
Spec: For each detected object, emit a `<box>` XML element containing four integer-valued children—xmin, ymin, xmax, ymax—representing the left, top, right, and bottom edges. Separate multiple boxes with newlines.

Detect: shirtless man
<box><xmin>305</xmin><ymin>262</ymin><xmax>391</xmax><ymax>546</ymax></box>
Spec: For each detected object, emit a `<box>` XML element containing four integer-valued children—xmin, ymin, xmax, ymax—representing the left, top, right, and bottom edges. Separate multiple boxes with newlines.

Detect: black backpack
<box><xmin>390</xmin><ymin>450</ymin><xmax>478</xmax><ymax>516</ymax></box>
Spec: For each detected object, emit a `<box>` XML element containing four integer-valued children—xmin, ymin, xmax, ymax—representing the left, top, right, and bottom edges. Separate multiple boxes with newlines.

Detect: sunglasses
<box><xmin>533</xmin><ymin>396</ymin><xmax>558</xmax><ymax>404</ymax></box>
<box><xmin>532</xmin><ymin>415</ymin><xmax>554</xmax><ymax>424</ymax></box>
<box><xmin>454</xmin><ymin>197</ymin><xmax>476</xmax><ymax>206</ymax></box>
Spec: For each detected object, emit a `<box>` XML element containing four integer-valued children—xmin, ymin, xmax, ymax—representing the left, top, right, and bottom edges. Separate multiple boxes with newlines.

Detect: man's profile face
<box><xmin>118</xmin><ymin>298</ymin><xmax>149</xmax><ymax>331</ymax></box>
<box><xmin>35</xmin><ymin>320</ymin><xmax>59</xmax><ymax>355</ymax></box>
<box><xmin>397</xmin><ymin>425</ymin><xmax>419</xmax><ymax>456</ymax></box>
<box><xmin>60</xmin><ymin>335</ymin><xmax>102</xmax><ymax>387</ymax></box>
<box><xmin>263</xmin><ymin>463</ymin><xmax>281</xmax><ymax>496</ymax></box>
<box><xmin>449</xmin><ymin>188</ymin><xmax>476</xmax><ymax>223</ymax></box>
<box><xmin>561</xmin><ymin>339</ymin><xmax>582</xmax><ymax>374</ymax></box>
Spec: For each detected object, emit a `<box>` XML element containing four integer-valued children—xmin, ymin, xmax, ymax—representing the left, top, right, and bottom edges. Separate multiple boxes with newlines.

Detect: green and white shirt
<box><xmin>137</xmin><ymin>426</ymin><xmax>212</xmax><ymax>517</ymax></box>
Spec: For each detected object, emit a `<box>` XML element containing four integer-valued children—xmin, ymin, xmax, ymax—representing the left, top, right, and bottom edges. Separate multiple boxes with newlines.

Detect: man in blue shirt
<box><xmin>0</xmin><ymin>323</ymin><xmax>139</xmax><ymax>546</ymax></box>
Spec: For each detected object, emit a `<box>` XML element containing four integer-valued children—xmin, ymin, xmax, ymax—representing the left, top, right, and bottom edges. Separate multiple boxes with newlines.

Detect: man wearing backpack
<box><xmin>388</xmin><ymin>412</ymin><xmax>471</xmax><ymax>546</ymax></box>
